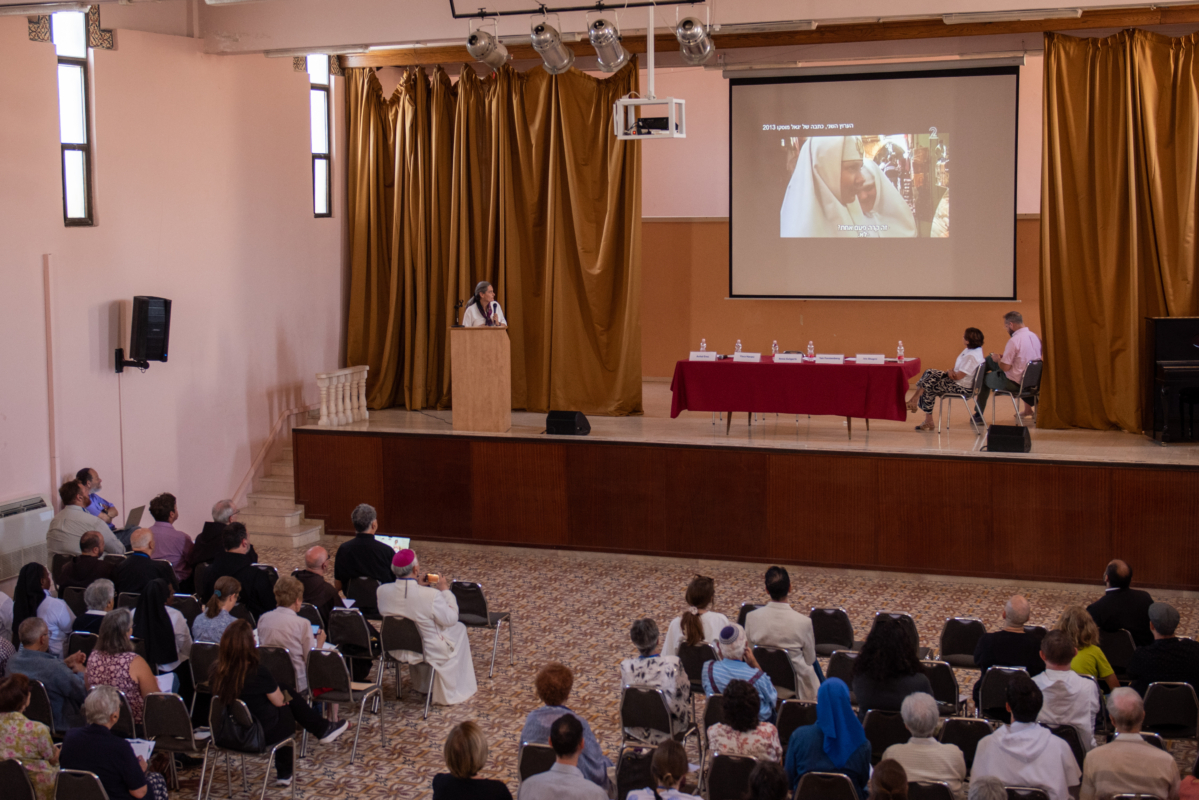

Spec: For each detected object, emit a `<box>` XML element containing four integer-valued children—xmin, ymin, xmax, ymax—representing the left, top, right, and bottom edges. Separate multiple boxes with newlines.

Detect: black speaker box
<box><xmin>129</xmin><ymin>296</ymin><xmax>172</xmax><ymax>362</ymax></box>
<box><xmin>546</xmin><ymin>410</ymin><xmax>590</xmax><ymax>436</ymax></box>
<box><xmin>987</xmin><ymin>424</ymin><xmax>1031</xmax><ymax>453</ymax></box>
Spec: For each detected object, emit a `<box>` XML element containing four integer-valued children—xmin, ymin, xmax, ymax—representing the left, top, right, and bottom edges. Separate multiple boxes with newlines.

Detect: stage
<box><xmin>291</xmin><ymin>380</ymin><xmax>1199</xmax><ymax>591</ymax></box>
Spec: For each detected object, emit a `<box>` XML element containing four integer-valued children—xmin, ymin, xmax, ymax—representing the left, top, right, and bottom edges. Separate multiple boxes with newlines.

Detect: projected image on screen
<box><xmin>780</xmin><ymin>133</ymin><xmax>949</xmax><ymax>239</ymax></box>
<box><xmin>730</xmin><ymin>67</ymin><xmax>1018</xmax><ymax>300</ymax></box>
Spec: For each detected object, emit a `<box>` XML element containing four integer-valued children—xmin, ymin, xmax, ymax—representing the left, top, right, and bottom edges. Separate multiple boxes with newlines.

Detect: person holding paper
<box><xmin>907</xmin><ymin>327</ymin><xmax>986</xmax><ymax>431</ymax></box>
<box><xmin>462</xmin><ymin>281</ymin><xmax>507</xmax><ymax>327</ymax></box>
<box><xmin>61</xmin><ymin>684</ymin><xmax>169</xmax><ymax>800</ymax></box>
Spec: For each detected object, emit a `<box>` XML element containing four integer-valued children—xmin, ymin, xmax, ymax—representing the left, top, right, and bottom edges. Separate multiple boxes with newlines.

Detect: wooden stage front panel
<box><xmin>292</xmin><ymin>429</ymin><xmax>1199</xmax><ymax>591</ymax></box>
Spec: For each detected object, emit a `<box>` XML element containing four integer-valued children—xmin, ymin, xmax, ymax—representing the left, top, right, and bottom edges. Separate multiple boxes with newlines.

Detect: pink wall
<box><xmin>0</xmin><ymin>19</ymin><xmax>345</xmax><ymax>537</ymax></box>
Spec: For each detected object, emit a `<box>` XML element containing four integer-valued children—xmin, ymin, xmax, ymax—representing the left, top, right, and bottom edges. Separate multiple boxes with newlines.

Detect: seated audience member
<box><xmin>85</xmin><ymin>609</ymin><xmax>158</xmax><ymax>726</ymax></box>
<box><xmin>968</xmin><ymin>776</ymin><xmax>1008</xmax><ymax>800</ymax></box>
<box><xmin>112</xmin><ymin>529</ymin><xmax>178</xmax><ymax>595</ymax></box>
<box><xmin>8</xmin><ymin>618</ymin><xmax>87</xmax><ymax>730</ymax></box>
<box><xmin>378</xmin><ymin>548</ymin><xmax>477</xmax><ymax>705</ymax></box>
<box><xmin>333</xmin><ymin>504</ymin><xmax>397</xmax><ymax>612</ymax></box>
<box><xmin>1034</xmin><ymin>629</ymin><xmax>1100</xmax><ymax>751</ymax></box>
<box><xmin>785</xmin><ymin>678</ymin><xmax>871</xmax><ymax>798</ymax></box>
<box><xmin>744</xmin><ymin>566</ymin><xmax>820</xmax><ymax>701</ymax></box>
<box><xmin>432</xmin><ymin>720</ymin><xmax>513</xmax><ymax>800</ymax></box>
<box><xmin>13</xmin><ymin>562</ymin><xmax>74</xmax><ymax>656</ymax></box>
<box><xmin>210</xmin><ymin>620</ymin><xmax>347</xmax><ymax>787</ymax></box>
<box><xmin>972</xmin><ymin>674</ymin><xmax>1081</xmax><ymax>800</ymax></box>
<box><xmin>0</xmin><ymin>636</ymin><xmax>14</xmax><ymax>678</ymax></box>
<box><xmin>705</xmin><ymin>679</ymin><xmax>782</xmax><ymax>762</ymax></box>
<box><xmin>1127</xmin><ymin>601</ymin><xmax>1199</xmax><ymax>695</ymax></box>
<box><xmin>47</xmin><ymin>479</ymin><xmax>124</xmax><ymax>556</ymax></box>
<box><xmin>852</xmin><ymin>616</ymin><xmax>933</xmax><ymax>714</ymax></box>
<box><xmin>1080</xmin><ymin>687</ymin><xmax>1180</xmax><ymax>800</ymax></box>
<box><xmin>882</xmin><ymin>692</ymin><xmax>968</xmax><ymax>800</ymax></box>
<box><xmin>1180</xmin><ymin>756</ymin><xmax>1199</xmax><ymax>800</ymax></box>
<box><xmin>0</xmin><ymin>674</ymin><xmax>60</xmax><ymax>800</ymax></box>
<box><xmin>627</xmin><ymin>740</ymin><xmax>700</xmax><ymax>800</ymax></box>
<box><xmin>868</xmin><ymin>759</ymin><xmax>909</xmax><ymax>800</ymax></box>
<box><xmin>147</xmin><ymin>493</ymin><xmax>194</xmax><ymax>585</ymax></box>
<box><xmin>661</xmin><ymin>575</ymin><xmax>729</xmax><ymax>657</ymax></box>
<box><xmin>132</xmin><ymin>579</ymin><xmax>192</xmax><ymax>699</ymax></box>
<box><xmin>702</xmin><ymin>624</ymin><xmax>777</xmax><ymax>722</ymax></box>
<box><xmin>192</xmin><ymin>576</ymin><xmax>241</xmax><ymax>643</ymax></box>
<box><xmin>61</xmin><ymin>685</ymin><xmax>170</xmax><ymax>800</ymax></box>
<box><xmin>520</xmin><ymin>662</ymin><xmax>611</xmax><ymax>790</ymax></box>
<box><xmin>908</xmin><ymin>327</ymin><xmax>986</xmax><ymax>430</ymax></box>
<box><xmin>619</xmin><ymin>617</ymin><xmax>690</xmax><ymax>743</ymax></box>
<box><xmin>1087</xmin><ymin>559</ymin><xmax>1155</xmax><ymax>647</ymax></box>
<box><xmin>78</xmin><ymin>468</ymin><xmax>119</xmax><ymax>531</ymax></box>
<box><xmin>295</xmin><ymin>545</ymin><xmax>339</xmax><ymax>623</ymax></box>
<box><xmin>973</xmin><ymin>594</ymin><xmax>1045</xmax><ymax>704</ymax></box>
<box><xmin>74</xmin><ymin>578</ymin><xmax>115</xmax><ymax>635</ymax></box>
<box><xmin>516</xmin><ymin>713</ymin><xmax>608</xmax><ymax>800</ymax></box>
<box><xmin>257</xmin><ymin>576</ymin><xmax>325</xmax><ymax>694</ymax></box>
<box><xmin>198</xmin><ymin>522</ymin><xmax>277</xmax><ymax>619</ymax></box>
<box><xmin>58</xmin><ymin>531</ymin><xmax>115</xmax><ymax>590</ymax></box>
<box><xmin>976</xmin><ymin>310</ymin><xmax>1042</xmax><ymax>417</ymax></box>
<box><xmin>1055</xmin><ymin>605</ymin><xmax>1120</xmax><ymax>690</ymax></box>
<box><xmin>1</xmin><ymin>591</ymin><xmax>13</xmax><ymax>644</ymax></box>
<box><xmin>745</xmin><ymin>761</ymin><xmax>790</xmax><ymax>800</ymax></box>
<box><xmin>188</xmin><ymin>500</ymin><xmax>254</xmax><ymax>570</ymax></box>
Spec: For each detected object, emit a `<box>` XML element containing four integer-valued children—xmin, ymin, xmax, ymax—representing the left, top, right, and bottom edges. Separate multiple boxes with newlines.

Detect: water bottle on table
<box><xmin>700</xmin><ymin>338</ymin><xmax>706</xmax><ymax>352</ymax></box>
<box><xmin>772</xmin><ymin>340</ymin><xmax>779</xmax><ymax>356</ymax></box>
<box><xmin>735</xmin><ymin>339</ymin><xmax>742</xmax><ymax>354</ymax></box>
<box><xmin>897</xmin><ymin>341</ymin><xmax>905</xmax><ymax>363</ymax></box>
<box><xmin>807</xmin><ymin>341</ymin><xmax>815</xmax><ymax>360</ymax></box>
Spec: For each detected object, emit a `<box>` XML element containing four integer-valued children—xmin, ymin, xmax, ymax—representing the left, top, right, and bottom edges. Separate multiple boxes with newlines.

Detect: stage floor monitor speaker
<box><xmin>987</xmin><ymin>424</ymin><xmax>1031</xmax><ymax>453</ymax></box>
<box><xmin>546</xmin><ymin>410</ymin><xmax>590</xmax><ymax>436</ymax></box>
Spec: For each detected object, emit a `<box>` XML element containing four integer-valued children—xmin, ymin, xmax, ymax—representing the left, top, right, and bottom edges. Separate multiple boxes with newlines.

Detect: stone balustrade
<box><xmin>316</xmin><ymin>365</ymin><xmax>369</xmax><ymax>427</ymax></box>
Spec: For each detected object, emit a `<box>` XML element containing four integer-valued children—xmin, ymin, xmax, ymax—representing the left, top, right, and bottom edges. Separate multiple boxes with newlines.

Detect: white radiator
<box><xmin>0</xmin><ymin>495</ymin><xmax>53</xmax><ymax>582</ymax></box>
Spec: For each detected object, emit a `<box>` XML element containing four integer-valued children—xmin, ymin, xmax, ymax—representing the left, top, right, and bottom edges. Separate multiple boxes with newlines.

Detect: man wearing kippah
<box><xmin>1126</xmin><ymin>602</ymin><xmax>1199</xmax><ymax>696</ymax></box>
<box><xmin>377</xmin><ymin>548</ymin><xmax>477</xmax><ymax>705</ymax></box>
<box><xmin>700</xmin><ymin>623</ymin><xmax>778</xmax><ymax>722</ymax></box>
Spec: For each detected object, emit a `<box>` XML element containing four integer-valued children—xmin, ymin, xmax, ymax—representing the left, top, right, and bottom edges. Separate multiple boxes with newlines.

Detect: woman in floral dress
<box><xmin>0</xmin><ymin>673</ymin><xmax>60</xmax><ymax>800</ymax></box>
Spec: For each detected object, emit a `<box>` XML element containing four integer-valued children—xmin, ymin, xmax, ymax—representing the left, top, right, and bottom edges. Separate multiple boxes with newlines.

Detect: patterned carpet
<box><xmin>170</xmin><ymin>538</ymin><xmax>1199</xmax><ymax>799</ymax></box>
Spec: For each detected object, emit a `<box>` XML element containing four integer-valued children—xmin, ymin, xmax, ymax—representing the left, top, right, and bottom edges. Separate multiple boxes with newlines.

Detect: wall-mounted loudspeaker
<box><xmin>116</xmin><ymin>296</ymin><xmax>171</xmax><ymax>373</ymax></box>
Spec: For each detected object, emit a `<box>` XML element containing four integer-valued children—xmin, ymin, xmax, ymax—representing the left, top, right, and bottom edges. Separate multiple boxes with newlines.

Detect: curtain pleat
<box><xmin>1040</xmin><ymin>30</ymin><xmax>1199</xmax><ymax>432</ymax></box>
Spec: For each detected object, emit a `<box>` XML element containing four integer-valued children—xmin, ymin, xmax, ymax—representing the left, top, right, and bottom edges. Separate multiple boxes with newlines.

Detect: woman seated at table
<box><xmin>907</xmin><ymin>327</ymin><xmax>985</xmax><ymax>431</ymax></box>
<box><xmin>785</xmin><ymin>678</ymin><xmax>871</xmax><ymax>798</ymax></box>
<box><xmin>462</xmin><ymin>281</ymin><xmax>507</xmax><ymax>328</ymax></box>
<box><xmin>705</xmin><ymin>679</ymin><xmax>782</xmax><ymax>763</ymax></box>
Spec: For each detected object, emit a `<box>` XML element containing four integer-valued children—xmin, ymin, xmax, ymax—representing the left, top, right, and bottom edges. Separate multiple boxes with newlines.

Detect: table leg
<box><xmin>726</xmin><ymin>412</ymin><xmax>733</xmax><ymax>435</ymax></box>
<box><xmin>846</xmin><ymin>417</ymin><xmax>852</xmax><ymax>439</ymax></box>
<box><xmin>866</xmin><ymin>419</ymin><xmax>871</xmax><ymax>432</ymax></box>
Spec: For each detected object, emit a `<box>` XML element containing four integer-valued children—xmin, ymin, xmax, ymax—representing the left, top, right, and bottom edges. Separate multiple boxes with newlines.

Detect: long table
<box><xmin>670</xmin><ymin>357</ymin><xmax>922</xmax><ymax>435</ymax></box>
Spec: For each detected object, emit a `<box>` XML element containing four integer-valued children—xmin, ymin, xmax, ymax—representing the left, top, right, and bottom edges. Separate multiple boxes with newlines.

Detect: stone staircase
<box><xmin>239</xmin><ymin>444</ymin><xmax>323</xmax><ymax>549</ymax></box>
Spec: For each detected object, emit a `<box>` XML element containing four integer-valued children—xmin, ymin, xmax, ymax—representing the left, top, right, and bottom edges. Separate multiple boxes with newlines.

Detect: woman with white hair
<box><xmin>74</xmin><ymin>578</ymin><xmax>115</xmax><ymax>635</ymax></box>
<box><xmin>462</xmin><ymin>281</ymin><xmax>507</xmax><ymax>327</ymax></box>
<box><xmin>880</xmin><ymin>692</ymin><xmax>968</xmax><ymax>799</ymax></box>
<box><xmin>60</xmin><ymin>684</ymin><xmax>169</xmax><ymax>800</ymax></box>
<box><xmin>619</xmin><ymin>617</ymin><xmax>690</xmax><ymax>743</ymax></box>
<box><xmin>780</xmin><ymin>136</ymin><xmax>867</xmax><ymax>238</ymax></box>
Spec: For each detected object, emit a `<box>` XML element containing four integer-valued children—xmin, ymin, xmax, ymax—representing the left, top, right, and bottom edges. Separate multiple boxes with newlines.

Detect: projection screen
<box><xmin>729</xmin><ymin>67</ymin><xmax>1019</xmax><ymax>300</ymax></box>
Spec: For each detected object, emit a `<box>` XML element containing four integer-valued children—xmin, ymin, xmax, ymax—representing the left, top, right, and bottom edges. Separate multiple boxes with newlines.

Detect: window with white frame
<box><xmin>307</xmin><ymin>55</ymin><xmax>331</xmax><ymax>217</ymax></box>
<box><xmin>53</xmin><ymin>11</ymin><xmax>93</xmax><ymax>225</ymax></box>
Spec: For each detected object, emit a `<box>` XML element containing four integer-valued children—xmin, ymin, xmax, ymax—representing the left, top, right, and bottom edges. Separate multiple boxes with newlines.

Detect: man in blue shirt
<box><xmin>78</xmin><ymin>468</ymin><xmax>118</xmax><ymax>529</ymax></box>
<box><xmin>701</xmin><ymin>623</ymin><xmax>778</xmax><ymax>722</ymax></box>
<box><xmin>517</xmin><ymin>714</ymin><xmax>608</xmax><ymax>800</ymax></box>
<box><xmin>7</xmin><ymin>617</ymin><xmax>87</xmax><ymax>730</ymax></box>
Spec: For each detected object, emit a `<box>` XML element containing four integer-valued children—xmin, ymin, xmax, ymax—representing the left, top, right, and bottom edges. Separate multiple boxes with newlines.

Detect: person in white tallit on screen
<box><xmin>462</xmin><ymin>281</ymin><xmax>507</xmax><ymax>327</ymax></box>
<box><xmin>857</xmin><ymin>159</ymin><xmax>918</xmax><ymax>238</ymax></box>
<box><xmin>780</xmin><ymin>135</ymin><xmax>868</xmax><ymax>238</ymax></box>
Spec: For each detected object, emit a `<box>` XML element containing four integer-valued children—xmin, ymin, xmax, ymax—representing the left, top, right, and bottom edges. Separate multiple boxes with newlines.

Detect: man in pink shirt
<box><xmin>148</xmin><ymin>492</ymin><xmax>195</xmax><ymax>585</ymax></box>
<box><xmin>977</xmin><ymin>311</ymin><xmax>1042</xmax><ymax>419</ymax></box>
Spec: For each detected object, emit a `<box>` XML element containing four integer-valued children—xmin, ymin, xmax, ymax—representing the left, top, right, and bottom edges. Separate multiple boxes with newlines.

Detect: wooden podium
<box><xmin>450</xmin><ymin>326</ymin><xmax>512</xmax><ymax>433</ymax></box>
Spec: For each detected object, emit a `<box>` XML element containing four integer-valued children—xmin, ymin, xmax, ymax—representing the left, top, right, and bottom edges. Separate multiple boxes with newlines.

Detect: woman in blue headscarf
<box><xmin>784</xmin><ymin>677</ymin><xmax>871</xmax><ymax>796</ymax></box>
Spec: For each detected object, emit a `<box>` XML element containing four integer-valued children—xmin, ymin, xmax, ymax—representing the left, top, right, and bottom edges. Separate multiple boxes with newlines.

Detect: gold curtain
<box><xmin>1041</xmin><ymin>30</ymin><xmax>1199</xmax><ymax>431</ymax></box>
<box><xmin>345</xmin><ymin>62</ymin><xmax>643</xmax><ymax>415</ymax></box>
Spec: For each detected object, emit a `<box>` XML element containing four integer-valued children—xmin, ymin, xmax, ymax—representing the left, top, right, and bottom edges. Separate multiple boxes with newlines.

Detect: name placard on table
<box><xmin>814</xmin><ymin>354</ymin><xmax>845</xmax><ymax>364</ymax></box>
<box><xmin>689</xmin><ymin>351</ymin><xmax>718</xmax><ymax>361</ymax></box>
<box><xmin>854</xmin><ymin>354</ymin><xmax>886</xmax><ymax>365</ymax></box>
<box><xmin>733</xmin><ymin>352</ymin><xmax>762</xmax><ymax>363</ymax></box>
<box><xmin>773</xmin><ymin>353</ymin><xmax>805</xmax><ymax>363</ymax></box>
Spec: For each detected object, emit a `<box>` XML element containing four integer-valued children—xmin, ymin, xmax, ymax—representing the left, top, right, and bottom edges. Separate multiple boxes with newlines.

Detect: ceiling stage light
<box><xmin>466</xmin><ymin>28</ymin><xmax>509</xmax><ymax>72</ymax></box>
<box><xmin>588</xmin><ymin>17</ymin><xmax>629</xmax><ymax>73</ymax></box>
<box><xmin>531</xmin><ymin>21</ymin><xmax>574</xmax><ymax>75</ymax></box>
<box><xmin>675</xmin><ymin>17</ymin><xmax>715</xmax><ymax>66</ymax></box>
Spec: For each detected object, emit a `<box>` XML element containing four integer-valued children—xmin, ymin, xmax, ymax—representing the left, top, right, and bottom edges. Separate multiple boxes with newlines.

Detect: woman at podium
<box><xmin>462</xmin><ymin>281</ymin><xmax>507</xmax><ymax>328</ymax></box>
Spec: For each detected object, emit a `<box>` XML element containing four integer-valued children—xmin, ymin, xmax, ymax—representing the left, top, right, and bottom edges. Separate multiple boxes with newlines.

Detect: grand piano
<box><xmin>1144</xmin><ymin>317</ymin><xmax>1199</xmax><ymax>443</ymax></box>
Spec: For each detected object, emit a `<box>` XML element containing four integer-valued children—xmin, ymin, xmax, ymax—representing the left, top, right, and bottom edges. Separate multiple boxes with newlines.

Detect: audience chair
<box><xmin>112</xmin><ymin>689</ymin><xmax>138</xmax><ymax>738</ymax></box>
<box><xmin>1099</xmin><ymin>629</ymin><xmax>1137</xmax><ymax>683</ymax></box>
<box><xmin>253</xmin><ymin>564</ymin><xmax>279</xmax><ymax>582</ymax></box>
<box><xmin>117</xmin><ymin>592</ymin><xmax>140</xmax><ymax>610</ymax></box>
<box><xmin>873</xmin><ymin>612</ymin><xmax>930</xmax><ymax>659</ymax></box>
<box><xmin>305</xmin><ymin>648</ymin><xmax>383</xmax><ymax>763</ymax></box>
<box><xmin>938</xmin><ymin>361</ymin><xmax>989</xmax><ymax>434</ymax></box>
<box><xmin>230</xmin><ymin>603</ymin><xmax>256</xmax><ymax>627</ymax></box>
<box><xmin>1138</xmin><ymin>731</ymin><xmax>1166</xmax><ymax>750</ymax></box>
<box><xmin>172</xmin><ymin>594</ymin><xmax>203</xmax><ymax>627</ymax></box>
<box><xmin>1142</xmin><ymin>682</ymin><xmax>1199</xmax><ymax>741</ymax></box>
<box><xmin>143</xmin><ymin>691</ymin><xmax>206</xmax><ymax>792</ymax></box>
<box><xmin>517</xmin><ymin>742</ymin><xmax>556</xmax><ymax>784</ymax></box>
<box><xmin>24</xmin><ymin>679</ymin><xmax>59</xmax><ymax>739</ymax></box>
<box><xmin>202</xmin><ymin>696</ymin><xmax>296</xmax><ymax>800</ymax></box>
<box><xmin>752</xmin><ymin>645</ymin><xmax>800</xmax><ymax>700</ymax></box>
<box><xmin>991</xmin><ymin>359</ymin><xmax>1043</xmax><ymax>426</ymax></box>
<box><xmin>193</xmin><ymin>562</ymin><xmax>212</xmax><ymax>595</ymax></box>
<box><xmin>297</xmin><ymin>603</ymin><xmax>323</xmax><ymax>630</ymax></box>
<box><xmin>863</xmin><ymin>709</ymin><xmax>911</xmax><ymax>764</ymax></box>
<box><xmin>51</xmin><ymin>553</ymin><xmax>75</xmax><ymax>589</ymax></box>
<box><xmin>678</xmin><ymin>642</ymin><xmax>719</xmax><ymax>719</ymax></box>
<box><xmin>344</xmin><ymin>577</ymin><xmax>379</xmax><ymax>620</ymax></box>
<box><xmin>1024</xmin><ymin>625</ymin><xmax>1048</xmax><ymax>641</ymax></box>
<box><xmin>62</xmin><ymin>586</ymin><xmax>87</xmax><ymax>618</ymax></box>
<box><xmin>1111</xmin><ymin>796</ymin><xmax>1163</xmax><ymax>800</ymax></box>
<box><xmin>258</xmin><ymin>646</ymin><xmax>311</xmax><ymax>757</ymax></box>
<box><xmin>67</xmin><ymin>632</ymin><xmax>98</xmax><ymax>659</ymax></box>
<box><xmin>702</xmin><ymin>693</ymin><xmax>725</xmax><ymax>761</ymax></box>
<box><xmin>977</xmin><ymin>666</ymin><xmax>1030</xmax><ymax>723</ymax></box>
<box><xmin>102</xmin><ymin>554</ymin><xmax>124</xmax><ymax>566</ymax></box>
<box><xmin>737</xmin><ymin>603</ymin><xmax>764</xmax><ymax>628</ymax></box>
<box><xmin>379</xmin><ymin>615</ymin><xmax>436</xmax><ymax>717</ymax></box>
<box><xmin>707</xmin><ymin>754</ymin><xmax>756</xmax><ymax>800</ymax></box>
<box><xmin>794</xmin><ymin>771</ymin><xmax>860</xmax><ymax>800</ymax></box>
<box><xmin>188</xmin><ymin>641</ymin><xmax>220</xmax><ymax>716</ymax></box>
<box><xmin>777</xmin><ymin>699</ymin><xmax>818</xmax><ymax>748</ymax></box>
<box><xmin>450</xmin><ymin>580</ymin><xmax>513</xmax><ymax>678</ymax></box>
<box><xmin>54</xmin><ymin>769</ymin><xmax>111</xmax><ymax>800</ymax></box>
<box><xmin>938</xmin><ymin>717</ymin><xmax>995</xmax><ymax>770</ymax></box>
<box><xmin>1040</xmin><ymin>723</ymin><xmax>1085</xmax><ymax>771</ymax></box>
<box><xmin>920</xmin><ymin>660</ymin><xmax>962</xmax><ymax>716</ymax></box>
<box><xmin>1004</xmin><ymin>788</ymin><xmax>1050</xmax><ymax>800</ymax></box>
<box><xmin>937</xmin><ymin>618</ymin><xmax>986</xmax><ymax>668</ymax></box>
<box><xmin>131</xmin><ymin>637</ymin><xmax>148</xmax><ymax>662</ymax></box>
<box><xmin>908</xmin><ymin>781</ymin><xmax>954</xmax><ymax>800</ymax></box>
<box><xmin>619</xmin><ymin>684</ymin><xmax>697</xmax><ymax>751</ymax></box>
<box><xmin>810</xmin><ymin>608</ymin><xmax>861</xmax><ymax>655</ymax></box>
<box><xmin>327</xmin><ymin>607</ymin><xmax>382</xmax><ymax>689</ymax></box>
<box><xmin>1</xmin><ymin>757</ymin><xmax>38</xmax><ymax>800</ymax></box>
<box><xmin>826</xmin><ymin>651</ymin><xmax>859</xmax><ymax>704</ymax></box>
<box><xmin>615</xmin><ymin>745</ymin><xmax>657</xmax><ymax>800</ymax></box>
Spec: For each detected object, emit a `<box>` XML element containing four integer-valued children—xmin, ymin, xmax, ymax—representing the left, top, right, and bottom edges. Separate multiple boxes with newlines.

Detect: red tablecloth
<box><xmin>670</xmin><ymin>357</ymin><xmax>923</xmax><ymax>421</ymax></box>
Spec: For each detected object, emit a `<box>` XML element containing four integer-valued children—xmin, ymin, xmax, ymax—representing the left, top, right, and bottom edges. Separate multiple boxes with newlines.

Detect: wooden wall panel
<box><xmin>766</xmin><ymin>454</ymin><xmax>878</xmax><ymax>567</ymax></box>
<box><xmin>293</xmin><ymin>432</ymin><xmax>384</xmax><ymax>536</ymax></box>
<box><xmin>470</xmin><ymin>440</ymin><xmax>569</xmax><ymax>546</ymax></box>
<box><xmin>562</xmin><ymin>445</ymin><xmax>669</xmax><ymax>554</ymax></box>
<box><xmin>1109</xmin><ymin>469</ymin><xmax>1199</xmax><ymax>588</ymax></box>
<box><xmin>661</xmin><ymin>449</ymin><xmax>770</xmax><ymax>560</ymax></box>
<box><xmin>380</xmin><ymin>436</ymin><xmax>474</xmax><ymax>541</ymax></box>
